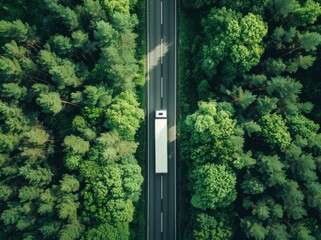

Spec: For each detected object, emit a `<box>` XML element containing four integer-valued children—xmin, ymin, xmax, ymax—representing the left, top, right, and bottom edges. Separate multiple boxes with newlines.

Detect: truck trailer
<box><xmin>155</xmin><ymin>109</ymin><xmax>168</xmax><ymax>173</ymax></box>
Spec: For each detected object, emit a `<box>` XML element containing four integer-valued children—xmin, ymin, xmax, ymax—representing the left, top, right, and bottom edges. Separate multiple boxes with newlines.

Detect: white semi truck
<box><xmin>155</xmin><ymin>109</ymin><xmax>168</xmax><ymax>173</ymax></box>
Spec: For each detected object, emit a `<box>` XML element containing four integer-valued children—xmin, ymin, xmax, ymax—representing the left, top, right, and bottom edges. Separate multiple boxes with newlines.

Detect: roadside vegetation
<box><xmin>0</xmin><ymin>0</ymin><xmax>145</xmax><ymax>239</ymax></box>
<box><xmin>179</xmin><ymin>0</ymin><xmax>321</xmax><ymax>239</ymax></box>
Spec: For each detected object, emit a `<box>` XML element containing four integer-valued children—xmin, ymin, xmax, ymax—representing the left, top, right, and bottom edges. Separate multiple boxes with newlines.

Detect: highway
<box><xmin>146</xmin><ymin>0</ymin><xmax>177</xmax><ymax>239</ymax></box>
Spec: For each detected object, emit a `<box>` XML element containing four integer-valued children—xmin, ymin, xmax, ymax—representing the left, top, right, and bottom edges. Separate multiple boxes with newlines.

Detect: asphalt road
<box><xmin>146</xmin><ymin>0</ymin><xmax>177</xmax><ymax>239</ymax></box>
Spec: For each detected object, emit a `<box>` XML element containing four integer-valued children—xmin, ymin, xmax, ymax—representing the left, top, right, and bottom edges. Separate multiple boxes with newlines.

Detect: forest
<box><xmin>0</xmin><ymin>0</ymin><xmax>145</xmax><ymax>239</ymax></box>
<box><xmin>179</xmin><ymin>0</ymin><xmax>321</xmax><ymax>239</ymax></box>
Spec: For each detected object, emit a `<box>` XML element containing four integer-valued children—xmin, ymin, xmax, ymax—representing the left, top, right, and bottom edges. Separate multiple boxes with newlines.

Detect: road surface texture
<box><xmin>146</xmin><ymin>0</ymin><xmax>177</xmax><ymax>239</ymax></box>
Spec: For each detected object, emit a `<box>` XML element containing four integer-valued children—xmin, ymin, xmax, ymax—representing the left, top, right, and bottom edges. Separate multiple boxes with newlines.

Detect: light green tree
<box><xmin>104</xmin><ymin>91</ymin><xmax>143</xmax><ymax>140</ymax></box>
<box><xmin>192</xmin><ymin>213</ymin><xmax>234</xmax><ymax>240</ymax></box>
<box><xmin>184</xmin><ymin>100</ymin><xmax>242</xmax><ymax>166</ymax></box>
<box><xmin>258</xmin><ymin>114</ymin><xmax>292</xmax><ymax>150</ymax></box>
<box><xmin>191</xmin><ymin>163</ymin><xmax>237</xmax><ymax>210</ymax></box>
<box><xmin>36</xmin><ymin>92</ymin><xmax>62</xmax><ymax>114</ymax></box>
<box><xmin>63</xmin><ymin>135</ymin><xmax>90</xmax><ymax>155</ymax></box>
<box><xmin>201</xmin><ymin>8</ymin><xmax>267</xmax><ymax>80</ymax></box>
<box><xmin>0</xmin><ymin>19</ymin><xmax>29</xmax><ymax>42</ymax></box>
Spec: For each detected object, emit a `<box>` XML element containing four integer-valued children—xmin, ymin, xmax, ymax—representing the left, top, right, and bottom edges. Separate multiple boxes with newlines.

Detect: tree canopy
<box><xmin>180</xmin><ymin>0</ymin><xmax>321</xmax><ymax>238</ymax></box>
<box><xmin>0</xmin><ymin>0</ymin><xmax>144</xmax><ymax>239</ymax></box>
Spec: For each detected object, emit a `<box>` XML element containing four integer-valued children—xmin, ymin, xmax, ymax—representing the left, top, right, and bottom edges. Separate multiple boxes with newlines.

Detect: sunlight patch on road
<box><xmin>147</xmin><ymin>40</ymin><xmax>170</xmax><ymax>73</ymax></box>
<box><xmin>168</xmin><ymin>125</ymin><xmax>176</xmax><ymax>143</ymax></box>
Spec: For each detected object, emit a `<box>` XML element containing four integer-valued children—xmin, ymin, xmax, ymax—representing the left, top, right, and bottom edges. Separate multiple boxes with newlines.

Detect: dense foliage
<box><xmin>0</xmin><ymin>0</ymin><xmax>144</xmax><ymax>239</ymax></box>
<box><xmin>180</xmin><ymin>0</ymin><xmax>321</xmax><ymax>239</ymax></box>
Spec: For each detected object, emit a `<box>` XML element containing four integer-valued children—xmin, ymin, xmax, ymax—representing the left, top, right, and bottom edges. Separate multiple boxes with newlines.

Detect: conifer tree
<box><xmin>258</xmin><ymin>155</ymin><xmax>287</xmax><ymax>187</ymax></box>
<box><xmin>1</xmin><ymin>83</ymin><xmax>27</xmax><ymax>101</ymax></box>
<box><xmin>42</xmin><ymin>0</ymin><xmax>79</xmax><ymax>31</ymax></box>
<box><xmin>279</xmin><ymin>180</ymin><xmax>307</xmax><ymax>220</ymax></box>
<box><xmin>241</xmin><ymin>217</ymin><xmax>268</xmax><ymax>240</ymax></box>
<box><xmin>36</xmin><ymin>92</ymin><xmax>62</xmax><ymax>114</ymax></box>
<box><xmin>0</xmin><ymin>56</ymin><xmax>23</xmax><ymax>81</ymax></box>
<box><xmin>0</xmin><ymin>19</ymin><xmax>29</xmax><ymax>43</ymax></box>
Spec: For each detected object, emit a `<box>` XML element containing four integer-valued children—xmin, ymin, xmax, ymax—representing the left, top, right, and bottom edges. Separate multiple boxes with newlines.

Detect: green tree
<box><xmin>63</xmin><ymin>135</ymin><xmax>90</xmax><ymax>155</ymax></box>
<box><xmin>220</xmin><ymin>0</ymin><xmax>270</xmax><ymax>14</ymax></box>
<box><xmin>279</xmin><ymin>180</ymin><xmax>307</xmax><ymax>220</ymax></box>
<box><xmin>291</xmin><ymin>223</ymin><xmax>315</xmax><ymax>240</ymax></box>
<box><xmin>299</xmin><ymin>32</ymin><xmax>321</xmax><ymax>51</ymax></box>
<box><xmin>0</xmin><ymin>19</ymin><xmax>29</xmax><ymax>43</ymax></box>
<box><xmin>80</xmin><ymin>161</ymin><xmax>134</xmax><ymax>224</ymax></box>
<box><xmin>241</xmin><ymin>176</ymin><xmax>266</xmax><ymax>195</ymax></box>
<box><xmin>71</xmin><ymin>30</ymin><xmax>95</xmax><ymax>55</ymax></box>
<box><xmin>72</xmin><ymin>115</ymin><xmax>97</xmax><ymax>141</ymax></box>
<box><xmin>258</xmin><ymin>114</ymin><xmax>292</xmax><ymax>150</ymax></box>
<box><xmin>0</xmin><ymin>56</ymin><xmax>22</xmax><ymax>81</ymax></box>
<box><xmin>227</xmin><ymin>86</ymin><xmax>257</xmax><ymax>110</ymax></box>
<box><xmin>258</xmin><ymin>155</ymin><xmax>287</xmax><ymax>187</ymax></box>
<box><xmin>266</xmin><ymin>76</ymin><xmax>302</xmax><ymax>103</ymax></box>
<box><xmin>71</xmin><ymin>85</ymin><xmax>112</xmax><ymax>107</ymax></box>
<box><xmin>104</xmin><ymin>91</ymin><xmax>143</xmax><ymax>140</ymax></box>
<box><xmin>201</xmin><ymin>8</ymin><xmax>267</xmax><ymax>80</ymax></box>
<box><xmin>94</xmin><ymin>20</ymin><xmax>118</xmax><ymax>47</ymax></box>
<box><xmin>184</xmin><ymin>100</ymin><xmax>242</xmax><ymax>166</ymax></box>
<box><xmin>268</xmin><ymin>0</ymin><xmax>300</xmax><ymax>21</ymax></box>
<box><xmin>49</xmin><ymin>61</ymin><xmax>81</xmax><ymax>89</ymax></box>
<box><xmin>100</xmin><ymin>0</ymin><xmax>131</xmax><ymax>14</ymax></box>
<box><xmin>36</xmin><ymin>92</ymin><xmax>62</xmax><ymax>114</ymax></box>
<box><xmin>264</xmin><ymin>58</ymin><xmax>287</xmax><ymax>76</ymax></box>
<box><xmin>270</xmin><ymin>27</ymin><xmax>297</xmax><ymax>50</ymax></box>
<box><xmin>1</xmin><ymin>83</ymin><xmax>26</xmax><ymax>101</ymax></box>
<box><xmin>83</xmin><ymin>222</ymin><xmax>129</xmax><ymax>240</ymax></box>
<box><xmin>180</xmin><ymin>0</ymin><xmax>321</xmax><ymax>238</ymax></box>
<box><xmin>286</xmin><ymin>55</ymin><xmax>316</xmax><ymax>73</ymax></box>
<box><xmin>0</xmin><ymin>0</ymin><xmax>148</xmax><ymax>238</ymax></box>
<box><xmin>191</xmin><ymin>164</ymin><xmax>237</xmax><ymax>210</ymax></box>
<box><xmin>192</xmin><ymin>213</ymin><xmax>234</xmax><ymax>240</ymax></box>
<box><xmin>2</xmin><ymin>40</ymin><xmax>28</xmax><ymax>59</ymax></box>
<box><xmin>49</xmin><ymin>35</ymin><xmax>73</xmax><ymax>57</ymax></box>
<box><xmin>307</xmin><ymin>182</ymin><xmax>321</xmax><ymax>213</ymax></box>
<box><xmin>42</xmin><ymin>0</ymin><xmax>79</xmax><ymax>31</ymax></box>
<box><xmin>241</xmin><ymin>217</ymin><xmax>268</xmax><ymax>240</ymax></box>
<box><xmin>267</xmin><ymin>223</ymin><xmax>290</xmax><ymax>240</ymax></box>
<box><xmin>256</xmin><ymin>96</ymin><xmax>279</xmax><ymax>115</ymax></box>
<box><xmin>291</xmin><ymin>0</ymin><xmax>321</xmax><ymax>26</ymax></box>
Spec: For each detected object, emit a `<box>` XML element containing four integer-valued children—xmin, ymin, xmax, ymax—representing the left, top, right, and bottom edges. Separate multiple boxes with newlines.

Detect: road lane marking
<box><xmin>161</xmin><ymin>77</ymin><xmax>164</xmax><ymax>98</ymax></box>
<box><xmin>161</xmin><ymin>1</ymin><xmax>163</xmax><ymax>25</ymax></box>
<box><xmin>161</xmin><ymin>38</ymin><xmax>163</xmax><ymax>64</ymax></box>
<box><xmin>161</xmin><ymin>211</ymin><xmax>163</xmax><ymax>233</ymax></box>
<box><xmin>161</xmin><ymin>174</ymin><xmax>164</xmax><ymax>199</ymax></box>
